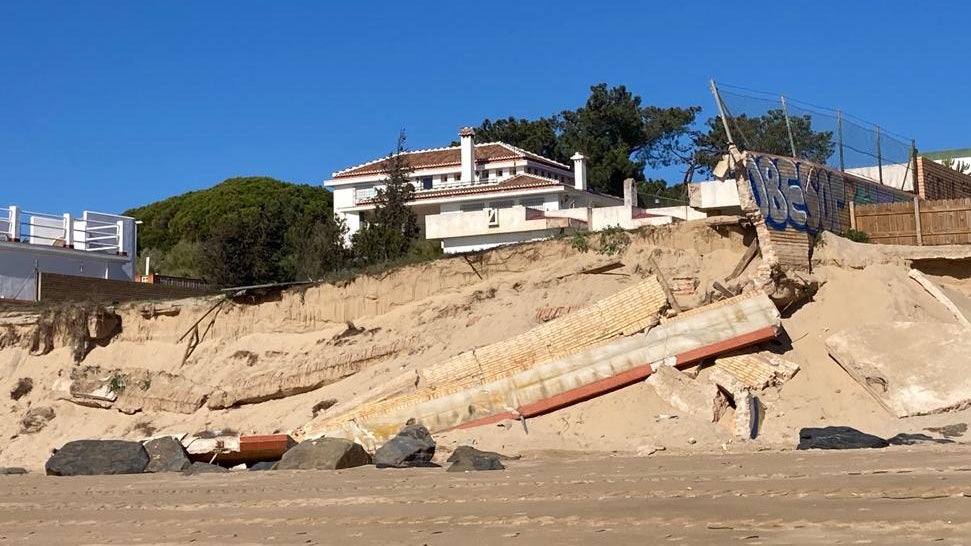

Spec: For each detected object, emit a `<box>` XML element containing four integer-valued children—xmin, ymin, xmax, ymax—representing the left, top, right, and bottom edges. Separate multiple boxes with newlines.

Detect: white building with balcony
<box><xmin>0</xmin><ymin>206</ymin><xmax>136</xmax><ymax>302</ymax></box>
<box><xmin>325</xmin><ymin>127</ymin><xmax>702</xmax><ymax>254</ymax></box>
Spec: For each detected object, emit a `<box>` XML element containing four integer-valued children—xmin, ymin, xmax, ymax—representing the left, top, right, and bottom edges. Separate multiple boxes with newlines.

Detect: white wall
<box><xmin>845</xmin><ymin>163</ymin><xmax>913</xmax><ymax>192</ymax></box>
<box><xmin>440</xmin><ymin>229</ymin><xmax>566</xmax><ymax>254</ymax></box>
<box><xmin>688</xmin><ymin>179</ymin><xmax>741</xmax><ymax>210</ymax></box>
<box><xmin>0</xmin><ymin>243</ymin><xmax>132</xmax><ymax>301</ymax></box>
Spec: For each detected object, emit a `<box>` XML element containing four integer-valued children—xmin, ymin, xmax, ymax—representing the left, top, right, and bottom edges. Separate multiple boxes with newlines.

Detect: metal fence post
<box><xmin>836</xmin><ymin>110</ymin><xmax>845</xmax><ymax>172</ymax></box>
<box><xmin>876</xmin><ymin>125</ymin><xmax>883</xmax><ymax>185</ymax></box>
<box><xmin>780</xmin><ymin>95</ymin><xmax>798</xmax><ymax>157</ymax></box>
<box><xmin>911</xmin><ymin>140</ymin><xmax>921</xmax><ymax>197</ymax></box>
<box><xmin>710</xmin><ymin>79</ymin><xmax>735</xmax><ymax>146</ymax></box>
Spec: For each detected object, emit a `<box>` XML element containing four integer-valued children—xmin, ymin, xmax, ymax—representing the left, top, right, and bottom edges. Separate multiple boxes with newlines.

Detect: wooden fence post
<box><xmin>849</xmin><ymin>201</ymin><xmax>856</xmax><ymax>230</ymax></box>
<box><xmin>913</xmin><ymin>196</ymin><xmax>923</xmax><ymax>246</ymax></box>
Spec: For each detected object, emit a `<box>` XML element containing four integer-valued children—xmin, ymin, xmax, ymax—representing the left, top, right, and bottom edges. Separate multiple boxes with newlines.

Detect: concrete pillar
<box><xmin>8</xmin><ymin>206</ymin><xmax>20</xmax><ymax>241</ymax></box>
<box><xmin>459</xmin><ymin>127</ymin><xmax>475</xmax><ymax>183</ymax></box>
<box><xmin>623</xmin><ymin>178</ymin><xmax>636</xmax><ymax>209</ymax></box>
<box><xmin>62</xmin><ymin>213</ymin><xmax>74</xmax><ymax>248</ymax></box>
<box><xmin>571</xmin><ymin>152</ymin><xmax>587</xmax><ymax>191</ymax></box>
<box><xmin>116</xmin><ymin>220</ymin><xmax>126</xmax><ymax>256</ymax></box>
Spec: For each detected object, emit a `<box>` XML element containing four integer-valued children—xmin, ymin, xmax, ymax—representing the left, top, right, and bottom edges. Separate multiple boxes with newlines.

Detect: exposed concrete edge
<box><xmin>908</xmin><ymin>269</ymin><xmax>971</xmax><ymax>328</ymax></box>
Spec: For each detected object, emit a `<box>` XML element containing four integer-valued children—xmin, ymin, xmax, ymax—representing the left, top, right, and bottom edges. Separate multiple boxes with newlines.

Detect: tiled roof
<box><xmin>332</xmin><ymin>142</ymin><xmax>571</xmax><ymax>178</ymax></box>
<box><xmin>357</xmin><ymin>174</ymin><xmax>569</xmax><ymax>204</ymax></box>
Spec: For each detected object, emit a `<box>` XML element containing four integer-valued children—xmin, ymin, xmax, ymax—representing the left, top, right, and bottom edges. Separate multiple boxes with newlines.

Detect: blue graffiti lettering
<box><xmin>745</xmin><ymin>155</ymin><xmax>847</xmax><ymax>235</ymax></box>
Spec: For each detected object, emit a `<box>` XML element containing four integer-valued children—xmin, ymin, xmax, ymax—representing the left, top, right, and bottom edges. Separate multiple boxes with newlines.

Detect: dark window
<box><xmin>496</xmin><ymin>169</ymin><xmax>503</xmax><ymax>177</ymax></box>
<box><xmin>421</xmin><ymin>177</ymin><xmax>433</xmax><ymax>190</ymax></box>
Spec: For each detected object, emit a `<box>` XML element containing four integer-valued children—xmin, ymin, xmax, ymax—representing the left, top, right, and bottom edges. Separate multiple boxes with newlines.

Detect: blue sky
<box><xmin>1</xmin><ymin>1</ymin><xmax>968</xmax><ymax>214</ymax></box>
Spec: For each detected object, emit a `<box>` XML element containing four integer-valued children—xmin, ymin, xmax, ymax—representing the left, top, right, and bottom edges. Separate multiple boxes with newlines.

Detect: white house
<box><xmin>0</xmin><ymin>206</ymin><xmax>136</xmax><ymax>302</ymax></box>
<box><xmin>324</xmin><ymin>127</ymin><xmax>703</xmax><ymax>254</ymax></box>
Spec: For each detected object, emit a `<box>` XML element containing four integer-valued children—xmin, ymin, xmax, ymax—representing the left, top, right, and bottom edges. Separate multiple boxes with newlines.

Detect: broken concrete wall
<box><xmin>301</xmin><ymin>291</ymin><xmax>780</xmax><ymax>447</ymax></box>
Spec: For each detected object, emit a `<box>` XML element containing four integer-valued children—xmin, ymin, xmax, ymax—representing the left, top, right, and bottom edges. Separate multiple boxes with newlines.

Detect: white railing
<box><xmin>2</xmin><ymin>205</ymin><xmax>129</xmax><ymax>255</ymax></box>
<box><xmin>354</xmin><ymin>178</ymin><xmax>505</xmax><ymax>205</ymax></box>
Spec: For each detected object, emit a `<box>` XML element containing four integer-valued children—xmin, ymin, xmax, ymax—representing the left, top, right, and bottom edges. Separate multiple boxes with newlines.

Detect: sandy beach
<box><xmin>2</xmin><ymin>446</ymin><xmax>970</xmax><ymax>545</ymax></box>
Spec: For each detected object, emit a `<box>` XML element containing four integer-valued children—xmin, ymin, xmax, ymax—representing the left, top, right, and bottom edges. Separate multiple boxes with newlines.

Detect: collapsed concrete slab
<box><xmin>826</xmin><ymin>322</ymin><xmax>971</xmax><ymax>417</ymax></box>
<box><xmin>646</xmin><ymin>365</ymin><xmax>728</xmax><ymax>423</ymax></box>
<box><xmin>304</xmin><ymin>291</ymin><xmax>780</xmax><ymax>447</ymax></box>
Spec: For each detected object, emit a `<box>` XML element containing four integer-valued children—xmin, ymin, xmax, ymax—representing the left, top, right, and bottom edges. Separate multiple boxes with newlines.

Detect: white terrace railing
<box><xmin>353</xmin><ymin>178</ymin><xmax>508</xmax><ymax>205</ymax></box>
<box><xmin>0</xmin><ymin>205</ymin><xmax>131</xmax><ymax>255</ymax></box>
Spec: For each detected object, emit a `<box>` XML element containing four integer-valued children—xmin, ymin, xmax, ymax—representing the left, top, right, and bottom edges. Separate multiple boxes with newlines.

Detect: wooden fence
<box><xmin>853</xmin><ymin>197</ymin><xmax>971</xmax><ymax>246</ymax></box>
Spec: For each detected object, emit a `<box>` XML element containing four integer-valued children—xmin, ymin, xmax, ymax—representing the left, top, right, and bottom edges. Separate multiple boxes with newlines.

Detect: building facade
<box><xmin>325</xmin><ymin>128</ymin><xmax>701</xmax><ymax>254</ymax></box>
<box><xmin>0</xmin><ymin>206</ymin><xmax>136</xmax><ymax>302</ymax></box>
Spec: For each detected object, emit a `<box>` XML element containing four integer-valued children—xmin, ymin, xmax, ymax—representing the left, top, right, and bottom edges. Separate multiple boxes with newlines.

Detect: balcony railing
<box><xmin>1</xmin><ymin>205</ymin><xmax>131</xmax><ymax>255</ymax></box>
<box><xmin>354</xmin><ymin>178</ymin><xmax>504</xmax><ymax>205</ymax></box>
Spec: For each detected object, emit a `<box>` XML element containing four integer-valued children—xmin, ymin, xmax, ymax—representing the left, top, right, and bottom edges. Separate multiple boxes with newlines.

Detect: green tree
<box><xmin>198</xmin><ymin>204</ymin><xmax>281</xmax><ymax>287</ymax></box>
<box><xmin>125</xmin><ymin>176</ymin><xmax>342</xmax><ymax>283</ymax></box>
<box><xmin>695</xmin><ymin>109</ymin><xmax>835</xmax><ymax>174</ymax></box>
<box><xmin>352</xmin><ymin>131</ymin><xmax>420</xmax><ymax>265</ymax></box>
<box><xmin>464</xmin><ymin>84</ymin><xmax>700</xmax><ymax>197</ymax></box>
<box><xmin>469</xmin><ymin>117</ymin><xmax>563</xmax><ymax>162</ymax></box>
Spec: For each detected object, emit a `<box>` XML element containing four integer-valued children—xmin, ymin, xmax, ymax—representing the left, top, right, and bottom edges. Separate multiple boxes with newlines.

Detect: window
<box><xmin>440</xmin><ymin>175</ymin><xmax>448</xmax><ymax>183</ymax></box>
<box><xmin>490</xmin><ymin>200</ymin><xmax>514</xmax><ymax>209</ymax></box>
<box><xmin>460</xmin><ymin>203</ymin><xmax>484</xmax><ymax>212</ymax></box>
<box><xmin>481</xmin><ymin>169</ymin><xmax>490</xmax><ymax>179</ymax></box>
<box><xmin>520</xmin><ymin>197</ymin><xmax>544</xmax><ymax>208</ymax></box>
<box><xmin>496</xmin><ymin>169</ymin><xmax>503</xmax><ymax>177</ymax></box>
<box><xmin>421</xmin><ymin>177</ymin><xmax>433</xmax><ymax>190</ymax></box>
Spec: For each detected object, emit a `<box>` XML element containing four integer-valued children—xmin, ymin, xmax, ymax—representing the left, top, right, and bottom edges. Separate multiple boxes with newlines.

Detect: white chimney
<box><xmin>459</xmin><ymin>127</ymin><xmax>475</xmax><ymax>183</ymax></box>
<box><xmin>571</xmin><ymin>152</ymin><xmax>587</xmax><ymax>191</ymax></box>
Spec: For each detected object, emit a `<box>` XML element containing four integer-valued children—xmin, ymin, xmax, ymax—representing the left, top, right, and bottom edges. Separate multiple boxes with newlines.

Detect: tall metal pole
<box><xmin>911</xmin><ymin>139</ymin><xmax>920</xmax><ymax>195</ymax></box>
<box><xmin>876</xmin><ymin>125</ymin><xmax>883</xmax><ymax>185</ymax></box>
<box><xmin>780</xmin><ymin>95</ymin><xmax>798</xmax><ymax>157</ymax></box>
<box><xmin>836</xmin><ymin>110</ymin><xmax>845</xmax><ymax>172</ymax></box>
<box><xmin>710</xmin><ymin>79</ymin><xmax>734</xmax><ymax>146</ymax></box>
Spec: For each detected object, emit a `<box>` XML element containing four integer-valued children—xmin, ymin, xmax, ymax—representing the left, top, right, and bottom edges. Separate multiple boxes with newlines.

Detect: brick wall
<box><xmin>38</xmin><ymin>272</ymin><xmax>217</xmax><ymax>304</ymax></box>
<box><xmin>916</xmin><ymin>158</ymin><xmax>971</xmax><ymax>200</ymax></box>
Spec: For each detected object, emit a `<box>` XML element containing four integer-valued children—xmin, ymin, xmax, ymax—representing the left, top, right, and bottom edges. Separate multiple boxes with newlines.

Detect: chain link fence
<box><xmin>711</xmin><ymin>81</ymin><xmax>916</xmax><ymax>192</ymax></box>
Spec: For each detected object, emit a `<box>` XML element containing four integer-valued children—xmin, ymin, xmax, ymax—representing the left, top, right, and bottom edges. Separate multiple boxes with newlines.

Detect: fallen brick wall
<box><xmin>38</xmin><ymin>272</ymin><xmax>216</xmax><ymax>304</ymax></box>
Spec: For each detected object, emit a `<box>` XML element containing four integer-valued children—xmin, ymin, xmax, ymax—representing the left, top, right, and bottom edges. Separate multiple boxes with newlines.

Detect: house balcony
<box><xmin>424</xmin><ymin>205</ymin><xmax>584</xmax><ymax>240</ymax></box>
<box><xmin>1</xmin><ymin>205</ymin><xmax>131</xmax><ymax>255</ymax></box>
<box><xmin>353</xmin><ymin>178</ymin><xmax>508</xmax><ymax>205</ymax></box>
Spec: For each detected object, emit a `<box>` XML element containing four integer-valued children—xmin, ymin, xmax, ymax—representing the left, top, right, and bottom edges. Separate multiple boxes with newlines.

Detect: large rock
<box><xmin>183</xmin><ymin>462</ymin><xmax>230</xmax><ymax>475</ymax></box>
<box><xmin>446</xmin><ymin>446</ymin><xmax>508</xmax><ymax>473</ymax></box>
<box><xmin>275</xmin><ymin>438</ymin><xmax>371</xmax><ymax>470</ymax></box>
<box><xmin>46</xmin><ymin>440</ymin><xmax>150</xmax><ymax>476</ymax></box>
<box><xmin>374</xmin><ymin>424</ymin><xmax>436</xmax><ymax>468</ymax></box>
<box><xmin>21</xmin><ymin>406</ymin><xmax>55</xmax><ymax>433</ymax></box>
<box><xmin>0</xmin><ymin>467</ymin><xmax>28</xmax><ymax>475</ymax></box>
<box><xmin>797</xmin><ymin>426</ymin><xmax>890</xmax><ymax>450</ymax></box>
<box><xmin>143</xmin><ymin>436</ymin><xmax>191</xmax><ymax>473</ymax></box>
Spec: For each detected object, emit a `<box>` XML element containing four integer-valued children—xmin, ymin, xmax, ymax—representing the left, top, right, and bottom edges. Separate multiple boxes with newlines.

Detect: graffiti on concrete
<box><xmin>745</xmin><ymin>155</ymin><xmax>846</xmax><ymax>234</ymax></box>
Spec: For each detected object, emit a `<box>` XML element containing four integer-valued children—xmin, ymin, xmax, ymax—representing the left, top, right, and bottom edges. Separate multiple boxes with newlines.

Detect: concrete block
<box><xmin>647</xmin><ymin>365</ymin><xmax>728</xmax><ymax>423</ymax></box>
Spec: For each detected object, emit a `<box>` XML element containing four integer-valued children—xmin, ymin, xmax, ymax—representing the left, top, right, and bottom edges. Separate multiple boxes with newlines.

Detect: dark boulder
<box><xmin>183</xmin><ymin>462</ymin><xmax>230</xmax><ymax>475</ymax></box>
<box><xmin>275</xmin><ymin>438</ymin><xmax>371</xmax><ymax>471</ymax></box>
<box><xmin>447</xmin><ymin>445</ymin><xmax>518</xmax><ymax>463</ymax></box>
<box><xmin>143</xmin><ymin>436</ymin><xmax>191</xmax><ymax>473</ymax></box>
<box><xmin>797</xmin><ymin>426</ymin><xmax>889</xmax><ymax>450</ymax></box>
<box><xmin>248</xmin><ymin>461</ymin><xmax>277</xmax><ymax>471</ymax></box>
<box><xmin>446</xmin><ymin>445</ymin><xmax>508</xmax><ymax>472</ymax></box>
<box><xmin>374</xmin><ymin>424</ymin><xmax>437</xmax><ymax>468</ymax></box>
<box><xmin>46</xmin><ymin>440</ymin><xmax>149</xmax><ymax>476</ymax></box>
<box><xmin>0</xmin><ymin>467</ymin><xmax>27</xmax><ymax>475</ymax></box>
